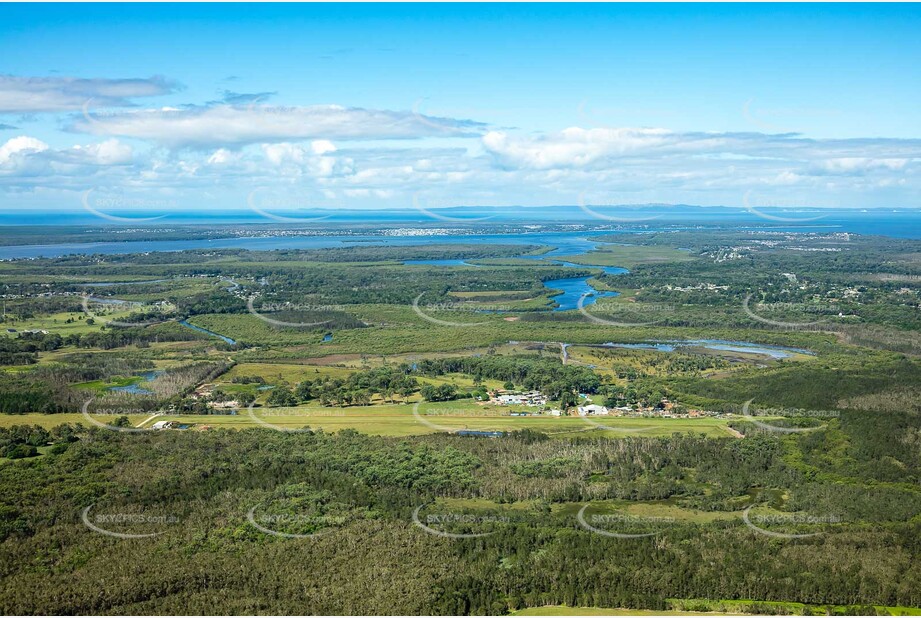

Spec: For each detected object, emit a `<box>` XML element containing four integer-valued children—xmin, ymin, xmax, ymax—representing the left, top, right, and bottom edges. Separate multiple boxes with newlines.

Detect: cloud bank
<box><xmin>73</xmin><ymin>103</ymin><xmax>487</xmax><ymax>148</ymax></box>
<box><xmin>0</xmin><ymin>75</ymin><xmax>180</xmax><ymax>113</ymax></box>
<box><xmin>0</xmin><ymin>73</ymin><xmax>918</xmax><ymax>211</ymax></box>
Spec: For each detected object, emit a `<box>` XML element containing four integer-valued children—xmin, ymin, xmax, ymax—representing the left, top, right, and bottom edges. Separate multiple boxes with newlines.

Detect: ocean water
<box><xmin>1</xmin><ymin>205</ymin><xmax>919</xmax><ymax>237</ymax></box>
<box><xmin>0</xmin><ymin>210</ymin><xmax>917</xmax><ymax>260</ymax></box>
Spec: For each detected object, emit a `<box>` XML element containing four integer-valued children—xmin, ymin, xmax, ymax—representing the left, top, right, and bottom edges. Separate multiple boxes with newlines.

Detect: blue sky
<box><xmin>1</xmin><ymin>3</ymin><xmax>919</xmax><ymax>216</ymax></box>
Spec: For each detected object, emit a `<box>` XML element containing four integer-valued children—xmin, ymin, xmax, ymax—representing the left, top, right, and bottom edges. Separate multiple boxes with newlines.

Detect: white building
<box><xmin>150</xmin><ymin>420</ymin><xmax>185</xmax><ymax>430</ymax></box>
<box><xmin>577</xmin><ymin>404</ymin><xmax>609</xmax><ymax>416</ymax></box>
<box><xmin>209</xmin><ymin>400</ymin><xmax>239</xmax><ymax>410</ymax></box>
<box><xmin>493</xmin><ymin>390</ymin><xmax>547</xmax><ymax>406</ymax></box>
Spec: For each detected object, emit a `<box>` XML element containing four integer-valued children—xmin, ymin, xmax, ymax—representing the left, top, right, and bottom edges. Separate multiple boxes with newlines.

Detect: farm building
<box><xmin>150</xmin><ymin>420</ymin><xmax>190</xmax><ymax>430</ymax></box>
<box><xmin>577</xmin><ymin>404</ymin><xmax>610</xmax><ymax>416</ymax></box>
<box><xmin>491</xmin><ymin>390</ymin><xmax>547</xmax><ymax>406</ymax></box>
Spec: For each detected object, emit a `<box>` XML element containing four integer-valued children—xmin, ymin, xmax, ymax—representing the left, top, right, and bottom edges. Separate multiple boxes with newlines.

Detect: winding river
<box><xmin>178</xmin><ymin>320</ymin><xmax>237</xmax><ymax>345</ymax></box>
<box><xmin>404</xmin><ymin>237</ymin><xmax>629</xmax><ymax>311</ymax></box>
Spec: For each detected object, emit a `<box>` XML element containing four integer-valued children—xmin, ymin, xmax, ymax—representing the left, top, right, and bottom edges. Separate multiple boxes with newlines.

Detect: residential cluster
<box><xmin>486</xmin><ymin>389</ymin><xmax>717</xmax><ymax>419</ymax></box>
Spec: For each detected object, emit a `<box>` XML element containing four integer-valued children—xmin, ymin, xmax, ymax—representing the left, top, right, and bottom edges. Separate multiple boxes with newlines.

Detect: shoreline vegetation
<box><xmin>511</xmin><ymin>601</ymin><xmax>921</xmax><ymax>616</ymax></box>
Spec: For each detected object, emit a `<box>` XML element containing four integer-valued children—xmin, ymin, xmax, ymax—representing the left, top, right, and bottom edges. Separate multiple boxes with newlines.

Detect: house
<box><xmin>577</xmin><ymin>404</ymin><xmax>610</xmax><ymax>416</ymax></box>
<box><xmin>547</xmin><ymin>408</ymin><xmax>563</xmax><ymax>416</ymax></box>
<box><xmin>491</xmin><ymin>390</ymin><xmax>547</xmax><ymax>406</ymax></box>
<box><xmin>455</xmin><ymin>430</ymin><xmax>504</xmax><ymax>438</ymax></box>
<box><xmin>209</xmin><ymin>400</ymin><xmax>239</xmax><ymax>410</ymax></box>
<box><xmin>150</xmin><ymin>420</ymin><xmax>188</xmax><ymax>430</ymax></box>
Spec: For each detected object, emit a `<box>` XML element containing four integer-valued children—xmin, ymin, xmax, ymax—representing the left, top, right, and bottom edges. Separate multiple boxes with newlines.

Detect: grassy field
<box><xmin>0</xmin><ymin>310</ymin><xmax>137</xmax><ymax>337</ymax></box>
<box><xmin>512</xmin><ymin>607</ymin><xmax>735</xmax><ymax>616</ymax></box>
<box><xmin>0</xmin><ymin>405</ymin><xmax>739</xmax><ymax>437</ymax></box>
<box><xmin>557</xmin><ymin>499</ymin><xmax>744</xmax><ymax>524</ymax></box>
<box><xmin>514</xmin><ymin>602</ymin><xmax>921</xmax><ymax>616</ymax></box>
<box><xmin>220</xmin><ymin>362</ymin><xmax>504</xmax><ymax>390</ymax></box>
<box><xmin>565</xmin><ymin>244</ymin><xmax>696</xmax><ymax>268</ymax></box>
<box><xmin>222</xmin><ymin>362</ymin><xmax>356</xmax><ymax>384</ymax></box>
<box><xmin>230</xmin><ymin>403</ymin><xmax>738</xmax><ymax>436</ymax></box>
<box><xmin>434</xmin><ymin>496</ymin><xmax>749</xmax><ymax>525</ymax></box>
<box><xmin>0</xmin><ymin>413</ymin><xmax>151</xmax><ymax>429</ymax></box>
<box><xmin>215</xmin><ymin>364</ymin><xmax>507</xmax><ymax>405</ymax></box>
<box><xmin>563</xmin><ymin>343</ymin><xmax>804</xmax><ymax>380</ymax></box>
<box><xmin>196</xmin><ymin>306</ymin><xmax>836</xmax><ymax>357</ymax></box>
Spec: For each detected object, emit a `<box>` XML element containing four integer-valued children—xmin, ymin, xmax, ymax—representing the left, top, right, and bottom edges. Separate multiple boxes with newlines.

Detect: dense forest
<box><xmin>0</xmin><ymin>414</ymin><xmax>919</xmax><ymax>615</ymax></box>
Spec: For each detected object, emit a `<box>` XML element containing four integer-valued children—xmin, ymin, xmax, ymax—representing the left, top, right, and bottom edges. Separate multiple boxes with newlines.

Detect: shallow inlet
<box><xmin>598</xmin><ymin>340</ymin><xmax>814</xmax><ymax>359</ymax></box>
<box><xmin>543</xmin><ymin>276</ymin><xmax>619</xmax><ymax>312</ymax></box>
<box><xmin>178</xmin><ymin>320</ymin><xmax>237</xmax><ymax>345</ymax></box>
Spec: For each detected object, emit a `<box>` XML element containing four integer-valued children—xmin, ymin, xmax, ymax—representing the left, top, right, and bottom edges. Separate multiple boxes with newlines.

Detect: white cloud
<box><xmin>0</xmin><ymin>75</ymin><xmax>179</xmax><ymax>113</ymax></box>
<box><xmin>342</xmin><ymin>188</ymin><xmax>397</xmax><ymax>199</ymax></box>
<box><xmin>2</xmin><ymin>123</ymin><xmax>919</xmax><ymax>210</ymax></box>
<box><xmin>311</xmin><ymin>139</ymin><xmax>337</xmax><ymax>155</ymax></box>
<box><xmin>0</xmin><ymin>137</ymin><xmax>136</xmax><ymax>190</ymax></box>
<box><xmin>206</xmin><ymin>148</ymin><xmax>236</xmax><ymax>165</ymax></box>
<box><xmin>260</xmin><ymin>142</ymin><xmax>352</xmax><ymax>179</ymax></box>
<box><xmin>261</xmin><ymin>143</ymin><xmax>302</xmax><ymax>166</ymax></box>
<box><xmin>819</xmin><ymin>157</ymin><xmax>911</xmax><ymax>174</ymax></box>
<box><xmin>68</xmin><ymin>139</ymin><xmax>133</xmax><ymax>165</ymax></box>
<box><xmin>481</xmin><ymin>127</ymin><xmax>921</xmax><ymax>191</ymax></box>
<box><xmin>72</xmin><ymin>103</ymin><xmax>486</xmax><ymax>148</ymax></box>
<box><xmin>483</xmin><ymin>127</ymin><xmax>676</xmax><ymax>169</ymax></box>
<box><xmin>0</xmin><ymin>136</ymin><xmax>49</xmax><ymax>164</ymax></box>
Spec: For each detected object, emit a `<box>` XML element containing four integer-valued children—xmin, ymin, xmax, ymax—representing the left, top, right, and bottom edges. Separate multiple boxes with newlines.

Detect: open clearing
<box><xmin>513</xmin><ymin>603</ymin><xmax>921</xmax><ymax>616</ymax></box>
<box><xmin>565</xmin><ymin>244</ymin><xmax>696</xmax><ymax>267</ymax></box>
<box><xmin>174</xmin><ymin>403</ymin><xmax>737</xmax><ymax>437</ymax></box>
<box><xmin>0</xmin><ymin>406</ymin><xmax>738</xmax><ymax>437</ymax></box>
<box><xmin>512</xmin><ymin>607</ymin><xmax>736</xmax><ymax>616</ymax></box>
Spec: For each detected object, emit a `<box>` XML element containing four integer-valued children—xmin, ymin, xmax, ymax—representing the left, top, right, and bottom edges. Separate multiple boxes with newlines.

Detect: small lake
<box><xmin>403</xmin><ymin>259</ymin><xmax>479</xmax><ymax>267</ymax></box>
<box><xmin>108</xmin><ymin>370</ymin><xmax>163</xmax><ymax>395</ymax></box>
<box><xmin>178</xmin><ymin>320</ymin><xmax>237</xmax><ymax>345</ymax></box>
<box><xmin>599</xmin><ymin>339</ymin><xmax>813</xmax><ymax>359</ymax></box>
<box><xmin>76</xmin><ymin>279</ymin><xmax>169</xmax><ymax>287</ymax></box>
<box><xmin>86</xmin><ymin>297</ymin><xmax>132</xmax><ymax>305</ymax></box>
